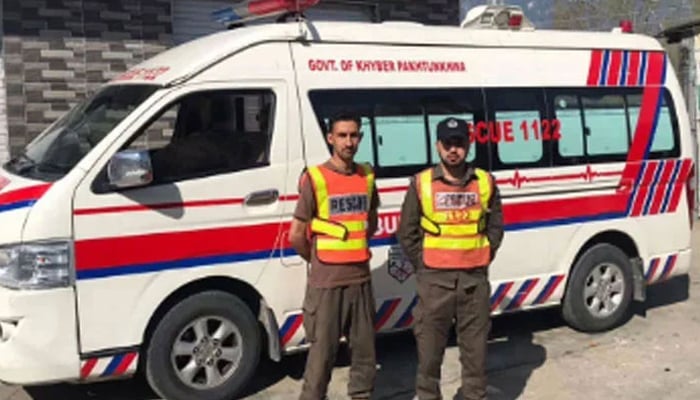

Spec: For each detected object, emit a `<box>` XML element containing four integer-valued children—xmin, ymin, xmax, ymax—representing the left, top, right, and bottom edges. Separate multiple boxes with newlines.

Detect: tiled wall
<box><xmin>2</xmin><ymin>0</ymin><xmax>172</xmax><ymax>157</ymax></box>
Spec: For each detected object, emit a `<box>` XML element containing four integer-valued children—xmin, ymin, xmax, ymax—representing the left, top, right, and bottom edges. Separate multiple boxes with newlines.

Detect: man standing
<box><xmin>289</xmin><ymin>113</ymin><xmax>379</xmax><ymax>400</ymax></box>
<box><xmin>397</xmin><ymin>117</ymin><xmax>504</xmax><ymax>400</ymax></box>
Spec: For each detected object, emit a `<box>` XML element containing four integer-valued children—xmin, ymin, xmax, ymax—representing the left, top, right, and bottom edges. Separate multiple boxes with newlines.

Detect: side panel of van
<box><xmin>283</xmin><ymin>42</ymin><xmax>587</xmax><ymax>344</ymax></box>
<box><xmin>71</xmin><ymin>42</ymin><xmax>300</xmax><ymax>356</ymax></box>
<box><xmin>280</xmin><ymin>40</ymin><xmax>693</xmax><ymax>348</ymax></box>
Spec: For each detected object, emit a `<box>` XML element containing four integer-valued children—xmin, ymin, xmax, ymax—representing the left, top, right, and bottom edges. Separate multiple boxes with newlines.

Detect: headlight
<box><xmin>0</xmin><ymin>241</ymin><xmax>73</xmax><ymax>290</ymax></box>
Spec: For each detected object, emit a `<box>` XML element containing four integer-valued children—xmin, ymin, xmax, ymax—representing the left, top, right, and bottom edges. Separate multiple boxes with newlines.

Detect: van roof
<box><xmin>108</xmin><ymin>20</ymin><xmax>666</xmax><ymax>87</ymax></box>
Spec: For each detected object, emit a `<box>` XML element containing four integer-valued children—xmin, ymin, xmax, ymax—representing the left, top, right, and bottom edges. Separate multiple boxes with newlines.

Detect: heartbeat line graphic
<box><xmin>497</xmin><ymin>166</ymin><xmax>622</xmax><ymax>189</ymax></box>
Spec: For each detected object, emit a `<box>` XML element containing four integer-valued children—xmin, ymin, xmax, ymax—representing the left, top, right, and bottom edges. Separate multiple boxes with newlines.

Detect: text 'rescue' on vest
<box><xmin>416</xmin><ymin>167</ymin><xmax>493</xmax><ymax>269</ymax></box>
<box><xmin>307</xmin><ymin>163</ymin><xmax>375</xmax><ymax>264</ymax></box>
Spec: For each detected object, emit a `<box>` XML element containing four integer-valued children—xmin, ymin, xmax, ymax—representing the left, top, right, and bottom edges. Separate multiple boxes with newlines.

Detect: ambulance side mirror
<box><xmin>107</xmin><ymin>149</ymin><xmax>154</xmax><ymax>189</ymax></box>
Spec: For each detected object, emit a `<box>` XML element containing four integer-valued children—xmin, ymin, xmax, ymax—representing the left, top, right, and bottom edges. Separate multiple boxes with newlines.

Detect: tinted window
<box><xmin>122</xmin><ymin>89</ymin><xmax>275</xmax><ymax>185</ymax></box>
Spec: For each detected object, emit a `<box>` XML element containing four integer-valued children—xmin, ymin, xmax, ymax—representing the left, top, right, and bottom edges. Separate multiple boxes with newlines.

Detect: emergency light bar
<box><xmin>212</xmin><ymin>0</ymin><xmax>320</xmax><ymax>25</ymax></box>
<box><xmin>460</xmin><ymin>5</ymin><xmax>535</xmax><ymax>31</ymax></box>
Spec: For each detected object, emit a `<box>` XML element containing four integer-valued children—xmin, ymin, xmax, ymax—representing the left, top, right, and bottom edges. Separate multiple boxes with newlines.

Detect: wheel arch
<box><xmin>140</xmin><ymin>276</ymin><xmax>280</xmax><ymax>366</ymax></box>
<box><xmin>558</xmin><ymin>224</ymin><xmax>646</xmax><ymax>290</ymax></box>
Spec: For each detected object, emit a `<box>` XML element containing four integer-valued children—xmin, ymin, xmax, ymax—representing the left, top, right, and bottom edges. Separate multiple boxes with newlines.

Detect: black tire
<box><xmin>145</xmin><ymin>291</ymin><xmax>261</xmax><ymax>400</ymax></box>
<box><xmin>562</xmin><ymin>243</ymin><xmax>634</xmax><ymax>333</ymax></box>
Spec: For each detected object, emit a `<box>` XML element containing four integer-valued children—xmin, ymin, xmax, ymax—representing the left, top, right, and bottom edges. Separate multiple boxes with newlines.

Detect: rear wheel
<box><xmin>562</xmin><ymin>243</ymin><xmax>634</xmax><ymax>332</ymax></box>
<box><xmin>145</xmin><ymin>291</ymin><xmax>261</xmax><ymax>400</ymax></box>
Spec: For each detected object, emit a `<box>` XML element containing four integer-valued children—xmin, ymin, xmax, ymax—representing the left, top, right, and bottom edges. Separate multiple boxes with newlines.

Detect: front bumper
<box><xmin>0</xmin><ymin>287</ymin><xmax>80</xmax><ymax>385</ymax></box>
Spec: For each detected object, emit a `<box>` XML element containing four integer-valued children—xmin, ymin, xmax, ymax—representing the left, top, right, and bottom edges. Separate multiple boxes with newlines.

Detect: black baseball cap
<box><xmin>436</xmin><ymin>117</ymin><xmax>469</xmax><ymax>142</ymax></box>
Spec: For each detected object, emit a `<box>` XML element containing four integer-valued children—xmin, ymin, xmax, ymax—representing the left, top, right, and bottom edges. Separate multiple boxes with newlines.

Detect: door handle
<box><xmin>245</xmin><ymin>189</ymin><xmax>279</xmax><ymax>206</ymax></box>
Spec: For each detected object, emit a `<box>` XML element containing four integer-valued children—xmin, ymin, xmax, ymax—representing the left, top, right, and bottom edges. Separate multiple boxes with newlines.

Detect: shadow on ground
<box><xmin>20</xmin><ymin>276</ymin><xmax>689</xmax><ymax>400</ymax></box>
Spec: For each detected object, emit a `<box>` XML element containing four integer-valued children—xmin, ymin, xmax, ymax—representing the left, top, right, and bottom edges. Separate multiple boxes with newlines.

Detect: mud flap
<box><xmin>631</xmin><ymin>257</ymin><xmax>646</xmax><ymax>302</ymax></box>
<box><xmin>258</xmin><ymin>299</ymin><xmax>281</xmax><ymax>362</ymax></box>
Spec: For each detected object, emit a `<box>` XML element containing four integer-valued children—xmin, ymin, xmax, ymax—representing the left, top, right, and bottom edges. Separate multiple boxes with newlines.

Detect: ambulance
<box><xmin>0</xmin><ymin>2</ymin><xmax>694</xmax><ymax>399</ymax></box>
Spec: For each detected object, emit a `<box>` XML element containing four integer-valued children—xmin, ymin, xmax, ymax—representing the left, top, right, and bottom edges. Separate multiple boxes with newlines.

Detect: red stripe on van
<box><xmin>626</xmin><ymin>51</ymin><xmax>641</xmax><ymax>86</ymax></box>
<box><xmin>503</xmin><ymin>192</ymin><xmax>627</xmax><ymax>226</ymax></box>
<box><xmin>630</xmin><ymin>161</ymin><xmax>659</xmax><ymax>216</ymax></box>
<box><xmin>0</xmin><ymin>184</ymin><xmax>51</xmax><ymax>207</ymax></box>
<box><xmin>644</xmin><ymin>51</ymin><xmax>665</xmax><ymax>86</ymax></box>
<box><xmin>668</xmin><ymin>159</ymin><xmax>693</xmax><ymax>212</ymax></box>
<box><xmin>587</xmin><ymin>49</ymin><xmax>604</xmax><ymax>86</ymax></box>
<box><xmin>74</xmin><ymin>188</ymin><xmax>405</xmax><ymax>216</ymax></box>
<box><xmin>649</xmin><ymin>160</ymin><xmax>677</xmax><ymax>215</ymax></box>
<box><xmin>625</xmin><ymin>87</ymin><xmax>662</xmax><ymax>163</ymax></box>
<box><xmin>606</xmin><ymin>50</ymin><xmax>623</xmax><ymax>86</ymax></box>
<box><xmin>74</xmin><ymin>221</ymin><xmax>282</xmax><ymax>272</ymax></box>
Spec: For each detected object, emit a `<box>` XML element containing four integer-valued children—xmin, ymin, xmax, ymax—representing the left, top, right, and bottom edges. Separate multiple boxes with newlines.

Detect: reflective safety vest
<box><xmin>307</xmin><ymin>163</ymin><xmax>375</xmax><ymax>264</ymax></box>
<box><xmin>416</xmin><ymin>167</ymin><xmax>492</xmax><ymax>269</ymax></box>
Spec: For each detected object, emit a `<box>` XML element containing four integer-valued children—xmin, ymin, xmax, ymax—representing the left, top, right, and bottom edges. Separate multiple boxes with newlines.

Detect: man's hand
<box><xmin>290</xmin><ymin>217</ymin><xmax>311</xmax><ymax>262</ymax></box>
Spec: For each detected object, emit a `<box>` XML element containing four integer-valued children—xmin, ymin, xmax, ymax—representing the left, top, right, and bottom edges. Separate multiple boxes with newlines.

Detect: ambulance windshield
<box><xmin>3</xmin><ymin>84</ymin><xmax>158</xmax><ymax>181</ymax></box>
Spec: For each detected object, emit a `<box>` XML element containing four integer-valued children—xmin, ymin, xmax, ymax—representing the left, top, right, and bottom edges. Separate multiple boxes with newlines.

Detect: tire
<box><xmin>145</xmin><ymin>291</ymin><xmax>261</xmax><ymax>400</ymax></box>
<box><xmin>562</xmin><ymin>243</ymin><xmax>634</xmax><ymax>333</ymax></box>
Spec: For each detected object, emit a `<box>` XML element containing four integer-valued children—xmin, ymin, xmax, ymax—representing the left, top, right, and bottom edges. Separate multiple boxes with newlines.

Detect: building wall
<box><xmin>0</xmin><ymin>3</ymin><xmax>8</xmax><ymax>164</ymax></box>
<box><xmin>380</xmin><ymin>0</ymin><xmax>460</xmax><ymax>25</ymax></box>
<box><xmin>2</xmin><ymin>0</ymin><xmax>172</xmax><ymax>157</ymax></box>
<box><xmin>1</xmin><ymin>0</ymin><xmax>457</xmax><ymax>158</ymax></box>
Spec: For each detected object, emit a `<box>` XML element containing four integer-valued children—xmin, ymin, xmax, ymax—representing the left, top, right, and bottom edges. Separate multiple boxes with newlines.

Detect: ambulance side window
<box><xmin>123</xmin><ymin>89</ymin><xmax>275</xmax><ymax>185</ymax></box>
<box><xmin>582</xmin><ymin>93</ymin><xmax>629</xmax><ymax>158</ymax></box>
<box><xmin>627</xmin><ymin>91</ymin><xmax>680</xmax><ymax>158</ymax></box>
<box><xmin>373</xmin><ymin>103</ymin><xmax>427</xmax><ymax>167</ymax></box>
<box><xmin>547</xmin><ymin>87</ymin><xmax>679</xmax><ymax>165</ymax></box>
<box><xmin>308</xmin><ymin>88</ymin><xmax>486</xmax><ymax>178</ymax></box>
<box><xmin>484</xmin><ymin>88</ymin><xmax>548</xmax><ymax>171</ymax></box>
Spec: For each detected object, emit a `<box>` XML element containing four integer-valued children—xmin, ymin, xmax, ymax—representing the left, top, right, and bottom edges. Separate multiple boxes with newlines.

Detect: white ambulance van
<box><xmin>0</xmin><ymin>3</ymin><xmax>694</xmax><ymax>400</ymax></box>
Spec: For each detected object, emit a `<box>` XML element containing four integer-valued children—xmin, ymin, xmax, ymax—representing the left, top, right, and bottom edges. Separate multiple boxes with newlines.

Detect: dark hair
<box><xmin>327</xmin><ymin>111</ymin><xmax>361</xmax><ymax>133</ymax></box>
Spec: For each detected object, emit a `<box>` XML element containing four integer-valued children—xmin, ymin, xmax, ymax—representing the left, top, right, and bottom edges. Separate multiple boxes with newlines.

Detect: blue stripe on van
<box><xmin>661</xmin><ymin>161</ymin><xmax>682</xmax><ymax>213</ymax></box>
<box><xmin>0</xmin><ymin>200</ymin><xmax>35</xmax><ymax>213</ymax></box>
<box><xmin>643</xmin><ymin>160</ymin><xmax>665</xmax><ymax>215</ymax></box>
<box><xmin>638</xmin><ymin>52</ymin><xmax>648</xmax><ymax>86</ymax></box>
<box><xmin>619</xmin><ymin>50</ymin><xmax>629</xmax><ymax>86</ymax></box>
<box><xmin>599</xmin><ymin>50</ymin><xmax>611</xmax><ymax>86</ymax></box>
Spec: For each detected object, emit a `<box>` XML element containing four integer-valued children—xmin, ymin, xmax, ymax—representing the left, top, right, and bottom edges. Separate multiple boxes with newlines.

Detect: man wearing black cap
<box><xmin>397</xmin><ymin>117</ymin><xmax>504</xmax><ymax>400</ymax></box>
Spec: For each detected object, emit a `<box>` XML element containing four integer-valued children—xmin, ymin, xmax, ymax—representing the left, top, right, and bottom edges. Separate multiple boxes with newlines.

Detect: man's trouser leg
<box><xmin>414</xmin><ymin>277</ymin><xmax>457</xmax><ymax>400</ymax></box>
<box><xmin>345</xmin><ymin>281</ymin><xmax>377</xmax><ymax>399</ymax></box>
<box><xmin>455</xmin><ymin>269</ymin><xmax>491</xmax><ymax>400</ymax></box>
<box><xmin>299</xmin><ymin>285</ymin><xmax>342</xmax><ymax>400</ymax></box>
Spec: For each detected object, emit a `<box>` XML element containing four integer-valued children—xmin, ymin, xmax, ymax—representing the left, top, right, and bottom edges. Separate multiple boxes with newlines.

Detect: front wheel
<box><xmin>145</xmin><ymin>291</ymin><xmax>261</xmax><ymax>400</ymax></box>
<box><xmin>562</xmin><ymin>243</ymin><xmax>634</xmax><ymax>332</ymax></box>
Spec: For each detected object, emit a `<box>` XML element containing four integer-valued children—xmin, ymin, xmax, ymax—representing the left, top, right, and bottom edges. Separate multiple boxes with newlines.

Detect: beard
<box><xmin>440</xmin><ymin>151</ymin><xmax>465</xmax><ymax>167</ymax></box>
<box><xmin>336</xmin><ymin>145</ymin><xmax>356</xmax><ymax>158</ymax></box>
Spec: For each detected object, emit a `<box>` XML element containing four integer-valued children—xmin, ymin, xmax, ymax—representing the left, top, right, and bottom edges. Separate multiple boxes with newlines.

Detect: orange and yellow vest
<box><xmin>307</xmin><ymin>163</ymin><xmax>375</xmax><ymax>264</ymax></box>
<box><xmin>416</xmin><ymin>167</ymin><xmax>492</xmax><ymax>269</ymax></box>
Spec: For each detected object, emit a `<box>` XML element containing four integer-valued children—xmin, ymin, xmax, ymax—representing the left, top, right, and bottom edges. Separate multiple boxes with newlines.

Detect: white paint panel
<box><xmin>72</xmin><ymin>43</ymin><xmax>301</xmax><ymax>353</ymax></box>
